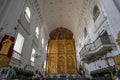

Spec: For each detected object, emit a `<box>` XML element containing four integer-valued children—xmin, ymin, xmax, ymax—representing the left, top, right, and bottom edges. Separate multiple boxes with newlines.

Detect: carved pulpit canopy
<box><xmin>117</xmin><ymin>31</ymin><xmax>120</xmax><ymax>46</ymax></box>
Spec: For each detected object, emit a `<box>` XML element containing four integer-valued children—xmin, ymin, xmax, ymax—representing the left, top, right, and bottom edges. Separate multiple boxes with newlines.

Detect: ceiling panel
<box><xmin>39</xmin><ymin>0</ymin><xmax>83</xmax><ymax>35</ymax></box>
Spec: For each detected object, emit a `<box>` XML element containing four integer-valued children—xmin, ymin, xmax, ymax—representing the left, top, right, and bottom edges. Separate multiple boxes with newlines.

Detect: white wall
<box><xmin>99</xmin><ymin>0</ymin><xmax>120</xmax><ymax>52</ymax></box>
<box><xmin>0</xmin><ymin>0</ymin><xmax>49</xmax><ymax>73</ymax></box>
<box><xmin>78</xmin><ymin>0</ymin><xmax>120</xmax><ymax>76</ymax></box>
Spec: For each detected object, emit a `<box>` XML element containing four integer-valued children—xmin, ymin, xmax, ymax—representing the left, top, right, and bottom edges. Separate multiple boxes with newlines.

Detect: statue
<box><xmin>0</xmin><ymin>36</ymin><xmax>12</xmax><ymax>55</ymax></box>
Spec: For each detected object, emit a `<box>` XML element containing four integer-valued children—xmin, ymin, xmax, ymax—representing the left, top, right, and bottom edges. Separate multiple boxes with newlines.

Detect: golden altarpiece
<box><xmin>45</xmin><ymin>27</ymin><xmax>77</xmax><ymax>74</ymax></box>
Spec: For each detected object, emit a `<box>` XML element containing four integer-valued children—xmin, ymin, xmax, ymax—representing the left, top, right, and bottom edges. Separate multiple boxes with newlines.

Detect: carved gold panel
<box><xmin>58</xmin><ymin>41</ymin><xmax>65</xmax><ymax>53</ymax></box>
<box><xmin>113</xmin><ymin>55</ymin><xmax>120</xmax><ymax>70</ymax></box>
<box><xmin>46</xmin><ymin>28</ymin><xmax>77</xmax><ymax>75</ymax></box>
<box><xmin>66</xmin><ymin>40</ymin><xmax>75</xmax><ymax>53</ymax></box>
<box><xmin>46</xmin><ymin>40</ymin><xmax>77</xmax><ymax>74</ymax></box>
<box><xmin>67</xmin><ymin>55</ymin><xmax>77</xmax><ymax>73</ymax></box>
<box><xmin>58</xmin><ymin>56</ymin><xmax>66</xmax><ymax>73</ymax></box>
<box><xmin>47</xmin><ymin>55</ymin><xmax>57</xmax><ymax>74</ymax></box>
<box><xmin>48</xmin><ymin>40</ymin><xmax>58</xmax><ymax>54</ymax></box>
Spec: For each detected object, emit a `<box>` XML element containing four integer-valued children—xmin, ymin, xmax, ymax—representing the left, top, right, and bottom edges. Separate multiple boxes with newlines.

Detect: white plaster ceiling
<box><xmin>39</xmin><ymin>0</ymin><xmax>83</xmax><ymax>34</ymax></box>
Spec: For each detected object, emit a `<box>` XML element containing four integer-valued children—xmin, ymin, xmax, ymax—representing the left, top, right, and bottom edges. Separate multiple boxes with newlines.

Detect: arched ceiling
<box><xmin>39</xmin><ymin>0</ymin><xmax>83</xmax><ymax>35</ymax></box>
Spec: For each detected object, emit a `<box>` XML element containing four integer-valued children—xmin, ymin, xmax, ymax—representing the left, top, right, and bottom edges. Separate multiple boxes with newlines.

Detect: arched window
<box><xmin>35</xmin><ymin>27</ymin><xmax>39</xmax><ymax>38</ymax></box>
<box><xmin>13</xmin><ymin>33</ymin><xmax>25</xmax><ymax>60</ymax></box>
<box><xmin>42</xmin><ymin>38</ymin><xmax>44</xmax><ymax>48</ymax></box>
<box><xmin>93</xmin><ymin>5</ymin><xmax>100</xmax><ymax>21</ymax></box>
<box><xmin>31</xmin><ymin>48</ymin><xmax>36</xmax><ymax>66</ymax></box>
<box><xmin>25</xmin><ymin>7</ymin><xmax>31</xmax><ymax>22</ymax></box>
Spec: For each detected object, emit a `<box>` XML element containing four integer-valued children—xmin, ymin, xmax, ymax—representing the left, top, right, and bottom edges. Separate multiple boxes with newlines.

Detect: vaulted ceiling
<box><xmin>39</xmin><ymin>0</ymin><xmax>83</xmax><ymax>34</ymax></box>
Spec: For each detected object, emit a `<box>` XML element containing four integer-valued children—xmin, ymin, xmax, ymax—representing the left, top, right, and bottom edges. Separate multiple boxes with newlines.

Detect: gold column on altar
<box><xmin>45</xmin><ymin>27</ymin><xmax>77</xmax><ymax>74</ymax></box>
<box><xmin>114</xmin><ymin>31</ymin><xmax>120</xmax><ymax>70</ymax></box>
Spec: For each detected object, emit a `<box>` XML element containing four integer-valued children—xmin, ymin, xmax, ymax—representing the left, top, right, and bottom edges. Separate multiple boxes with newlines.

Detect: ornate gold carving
<box><xmin>46</xmin><ymin>28</ymin><xmax>77</xmax><ymax>74</ymax></box>
<box><xmin>50</xmin><ymin>40</ymin><xmax>58</xmax><ymax>53</ymax></box>
<box><xmin>58</xmin><ymin>42</ymin><xmax>65</xmax><ymax>53</ymax></box>
<box><xmin>67</xmin><ymin>56</ymin><xmax>74</xmax><ymax>68</ymax></box>
<box><xmin>66</xmin><ymin>41</ymin><xmax>74</xmax><ymax>53</ymax></box>
<box><xmin>67</xmin><ymin>55</ymin><xmax>76</xmax><ymax>73</ymax></box>
<box><xmin>0</xmin><ymin>55</ymin><xmax>10</xmax><ymax>68</ymax></box>
<box><xmin>117</xmin><ymin>31</ymin><xmax>120</xmax><ymax>46</ymax></box>
<box><xmin>58</xmin><ymin>56</ymin><xmax>65</xmax><ymax>73</ymax></box>
<box><xmin>46</xmin><ymin>40</ymin><xmax>77</xmax><ymax>74</ymax></box>
<box><xmin>49</xmin><ymin>27</ymin><xmax>73</xmax><ymax>40</ymax></box>
<box><xmin>113</xmin><ymin>55</ymin><xmax>120</xmax><ymax>70</ymax></box>
<box><xmin>47</xmin><ymin>56</ymin><xmax>57</xmax><ymax>74</ymax></box>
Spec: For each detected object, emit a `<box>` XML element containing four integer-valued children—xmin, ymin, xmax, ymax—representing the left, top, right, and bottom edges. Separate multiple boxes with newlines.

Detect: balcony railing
<box><xmin>79</xmin><ymin>35</ymin><xmax>116</xmax><ymax>63</ymax></box>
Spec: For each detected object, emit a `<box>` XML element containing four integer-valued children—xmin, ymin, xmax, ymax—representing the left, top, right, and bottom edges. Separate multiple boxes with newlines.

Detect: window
<box><xmin>13</xmin><ymin>33</ymin><xmax>25</xmax><ymax>60</ymax></box>
<box><xmin>30</xmin><ymin>48</ymin><xmax>36</xmax><ymax>66</ymax></box>
<box><xmin>35</xmin><ymin>27</ymin><xmax>39</xmax><ymax>38</ymax></box>
<box><xmin>25</xmin><ymin>7</ymin><xmax>31</xmax><ymax>23</ymax></box>
<box><xmin>43</xmin><ymin>61</ymin><xmax>46</xmax><ymax>70</ymax></box>
<box><xmin>45</xmin><ymin>46</ymin><xmax>47</xmax><ymax>51</ymax></box>
<box><xmin>93</xmin><ymin>5</ymin><xmax>100</xmax><ymax>21</ymax></box>
<box><xmin>42</xmin><ymin>38</ymin><xmax>44</xmax><ymax>48</ymax></box>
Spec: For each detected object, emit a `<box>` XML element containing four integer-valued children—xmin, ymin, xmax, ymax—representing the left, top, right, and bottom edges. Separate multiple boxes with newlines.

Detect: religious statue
<box><xmin>0</xmin><ymin>36</ymin><xmax>12</xmax><ymax>55</ymax></box>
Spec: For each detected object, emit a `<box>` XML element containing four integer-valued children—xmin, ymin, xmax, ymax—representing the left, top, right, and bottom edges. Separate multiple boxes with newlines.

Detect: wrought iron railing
<box><xmin>80</xmin><ymin>35</ymin><xmax>115</xmax><ymax>57</ymax></box>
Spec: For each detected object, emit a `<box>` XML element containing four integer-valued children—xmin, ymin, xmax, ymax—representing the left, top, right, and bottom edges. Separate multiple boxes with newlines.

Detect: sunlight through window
<box><xmin>25</xmin><ymin>7</ymin><xmax>31</xmax><ymax>22</ymax></box>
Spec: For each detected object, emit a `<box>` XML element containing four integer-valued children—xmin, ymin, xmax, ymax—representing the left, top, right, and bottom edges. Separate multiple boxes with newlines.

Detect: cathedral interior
<box><xmin>0</xmin><ymin>0</ymin><xmax>120</xmax><ymax>80</ymax></box>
